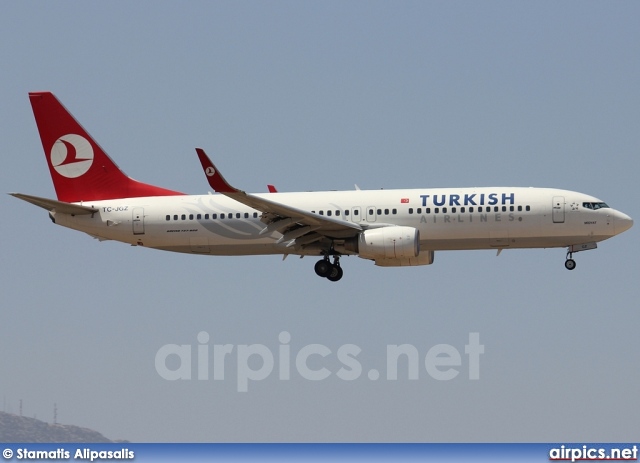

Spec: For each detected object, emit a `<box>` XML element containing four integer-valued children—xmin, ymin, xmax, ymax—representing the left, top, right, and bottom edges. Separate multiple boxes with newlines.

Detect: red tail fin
<box><xmin>29</xmin><ymin>92</ymin><xmax>184</xmax><ymax>202</ymax></box>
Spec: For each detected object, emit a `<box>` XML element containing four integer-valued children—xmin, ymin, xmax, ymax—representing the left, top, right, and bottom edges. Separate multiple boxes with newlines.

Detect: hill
<box><xmin>0</xmin><ymin>411</ymin><xmax>119</xmax><ymax>443</ymax></box>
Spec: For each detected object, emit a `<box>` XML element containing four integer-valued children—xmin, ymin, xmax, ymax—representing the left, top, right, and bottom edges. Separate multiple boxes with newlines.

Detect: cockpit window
<box><xmin>583</xmin><ymin>202</ymin><xmax>609</xmax><ymax>210</ymax></box>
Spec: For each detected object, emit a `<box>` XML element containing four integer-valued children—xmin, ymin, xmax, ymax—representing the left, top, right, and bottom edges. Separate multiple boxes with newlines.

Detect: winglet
<box><xmin>267</xmin><ymin>184</ymin><xmax>278</xmax><ymax>193</ymax></box>
<box><xmin>195</xmin><ymin>148</ymin><xmax>241</xmax><ymax>194</ymax></box>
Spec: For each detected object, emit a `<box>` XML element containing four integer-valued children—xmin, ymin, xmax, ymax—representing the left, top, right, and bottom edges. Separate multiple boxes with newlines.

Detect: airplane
<box><xmin>11</xmin><ymin>92</ymin><xmax>633</xmax><ymax>282</ymax></box>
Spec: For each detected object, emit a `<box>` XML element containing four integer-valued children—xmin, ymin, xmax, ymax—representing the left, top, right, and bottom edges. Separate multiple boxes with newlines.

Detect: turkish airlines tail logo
<box><xmin>50</xmin><ymin>134</ymin><xmax>94</xmax><ymax>178</ymax></box>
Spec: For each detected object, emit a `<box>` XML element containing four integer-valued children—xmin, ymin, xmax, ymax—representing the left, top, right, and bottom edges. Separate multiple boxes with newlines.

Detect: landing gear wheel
<box><xmin>327</xmin><ymin>264</ymin><xmax>344</xmax><ymax>282</ymax></box>
<box><xmin>565</xmin><ymin>259</ymin><xmax>576</xmax><ymax>270</ymax></box>
<box><xmin>314</xmin><ymin>259</ymin><xmax>333</xmax><ymax>278</ymax></box>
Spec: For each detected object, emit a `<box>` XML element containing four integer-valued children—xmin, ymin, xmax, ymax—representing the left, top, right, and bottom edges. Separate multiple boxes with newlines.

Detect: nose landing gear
<box><xmin>314</xmin><ymin>256</ymin><xmax>343</xmax><ymax>282</ymax></box>
<box><xmin>564</xmin><ymin>253</ymin><xmax>576</xmax><ymax>270</ymax></box>
<box><xmin>563</xmin><ymin>242</ymin><xmax>598</xmax><ymax>270</ymax></box>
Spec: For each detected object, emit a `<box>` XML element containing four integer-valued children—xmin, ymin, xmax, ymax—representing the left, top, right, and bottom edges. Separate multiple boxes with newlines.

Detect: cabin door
<box><xmin>132</xmin><ymin>207</ymin><xmax>145</xmax><ymax>235</ymax></box>
<box><xmin>552</xmin><ymin>196</ymin><xmax>565</xmax><ymax>223</ymax></box>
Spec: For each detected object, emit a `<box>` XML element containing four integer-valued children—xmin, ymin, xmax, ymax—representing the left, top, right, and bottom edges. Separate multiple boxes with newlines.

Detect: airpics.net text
<box><xmin>155</xmin><ymin>332</ymin><xmax>484</xmax><ymax>392</ymax></box>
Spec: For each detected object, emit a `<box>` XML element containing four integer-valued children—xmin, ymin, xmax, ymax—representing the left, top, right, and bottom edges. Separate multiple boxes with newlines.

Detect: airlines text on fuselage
<box><xmin>420</xmin><ymin>193</ymin><xmax>515</xmax><ymax>207</ymax></box>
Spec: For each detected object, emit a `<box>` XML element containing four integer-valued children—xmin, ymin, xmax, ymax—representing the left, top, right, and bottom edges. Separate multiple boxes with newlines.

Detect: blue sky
<box><xmin>1</xmin><ymin>2</ymin><xmax>638</xmax><ymax>442</ymax></box>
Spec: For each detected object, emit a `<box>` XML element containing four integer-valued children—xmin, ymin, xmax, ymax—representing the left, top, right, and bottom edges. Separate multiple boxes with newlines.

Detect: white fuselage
<box><xmin>51</xmin><ymin>187</ymin><xmax>631</xmax><ymax>259</ymax></box>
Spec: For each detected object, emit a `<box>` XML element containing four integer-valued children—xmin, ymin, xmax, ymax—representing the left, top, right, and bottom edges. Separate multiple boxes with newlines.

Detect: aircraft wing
<box><xmin>196</xmin><ymin>149</ymin><xmax>362</xmax><ymax>246</ymax></box>
<box><xmin>9</xmin><ymin>193</ymin><xmax>98</xmax><ymax>215</ymax></box>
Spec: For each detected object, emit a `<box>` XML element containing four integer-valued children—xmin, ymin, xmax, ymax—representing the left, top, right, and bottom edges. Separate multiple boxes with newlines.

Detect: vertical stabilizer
<box><xmin>29</xmin><ymin>92</ymin><xmax>183</xmax><ymax>202</ymax></box>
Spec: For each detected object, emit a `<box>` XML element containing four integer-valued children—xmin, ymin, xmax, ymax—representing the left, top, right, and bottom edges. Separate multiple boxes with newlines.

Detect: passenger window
<box><xmin>369</xmin><ymin>209</ymin><xmax>374</xmax><ymax>215</ymax></box>
<box><xmin>236</xmin><ymin>213</ymin><xmax>241</xmax><ymax>218</ymax></box>
<box><xmin>345</xmin><ymin>210</ymin><xmax>350</xmax><ymax>216</ymax></box>
<box><xmin>510</xmin><ymin>206</ymin><xmax>514</xmax><ymax>212</ymax></box>
<box><xmin>354</xmin><ymin>210</ymin><xmax>359</xmax><ymax>215</ymax></box>
<box><xmin>452</xmin><ymin>207</ymin><xmax>457</xmax><ymax>213</ymax></box>
<box><xmin>319</xmin><ymin>211</ymin><xmax>324</xmax><ymax>215</ymax></box>
<box><xmin>461</xmin><ymin>207</ymin><xmax>465</xmax><ymax>213</ymax></box>
<box><xmin>244</xmin><ymin>213</ymin><xmax>249</xmax><ymax>218</ymax></box>
<box><xmin>253</xmin><ymin>212</ymin><xmax>258</xmax><ymax>218</ymax></box>
<box><xmin>526</xmin><ymin>206</ymin><xmax>531</xmax><ymax>211</ymax></box>
<box><xmin>502</xmin><ymin>206</ymin><xmax>506</xmax><ymax>212</ymax></box>
<box><xmin>392</xmin><ymin>209</ymin><xmax>397</xmax><ymax>214</ymax></box>
<box><xmin>518</xmin><ymin>206</ymin><xmax>522</xmax><ymax>212</ymax></box>
<box><xmin>205</xmin><ymin>214</ymin><xmax>209</xmax><ymax>219</ymax></box>
<box><xmin>469</xmin><ymin>207</ymin><xmax>474</xmax><ymax>213</ymax></box>
<box><xmin>220</xmin><ymin>213</ymin><xmax>225</xmax><ymax>219</ymax></box>
<box><xmin>417</xmin><ymin>208</ymin><xmax>422</xmax><ymax>214</ymax></box>
<box><xmin>165</xmin><ymin>215</ymin><xmax>170</xmax><ymax>221</ymax></box>
<box><xmin>327</xmin><ymin>210</ymin><xmax>332</xmax><ymax>216</ymax></box>
<box><xmin>336</xmin><ymin>210</ymin><xmax>340</xmax><ymax>216</ymax></box>
<box><xmin>443</xmin><ymin>207</ymin><xmax>447</xmax><ymax>213</ymax></box>
<box><xmin>189</xmin><ymin>214</ymin><xmax>194</xmax><ymax>220</ymax></box>
<box><xmin>384</xmin><ymin>209</ymin><xmax>389</xmax><ymax>215</ymax></box>
<box><xmin>494</xmin><ymin>206</ymin><xmax>499</xmax><ymax>212</ymax></box>
<box><xmin>173</xmin><ymin>215</ymin><xmax>178</xmax><ymax>220</ymax></box>
<box><xmin>377</xmin><ymin>209</ymin><xmax>382</xmax><ymax>215</ymax></box>
<box><xmin>434</xmin><ymin>208</ymin><xmax>439</xmax><ymax>214</ymax></box>
<box><xmin>212</xmin><ymin>213</ymin><xmax>217</xmax><ymax>219</ymax></box>
<box><xmin>409</xmin><ymin>208</ymin><xmax>413</xmax><ymax>214</ymax></box>
<box><xmin>181</xmin><ymin>214</ymin><xmax>186</xmax><ymax>220</ymax></box>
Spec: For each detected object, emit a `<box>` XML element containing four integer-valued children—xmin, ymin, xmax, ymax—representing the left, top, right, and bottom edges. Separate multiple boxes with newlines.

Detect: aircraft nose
<box><xmin>614</xmin><ymin>211</ymin><xmax>633</xmax><ymax>235</ymax></box>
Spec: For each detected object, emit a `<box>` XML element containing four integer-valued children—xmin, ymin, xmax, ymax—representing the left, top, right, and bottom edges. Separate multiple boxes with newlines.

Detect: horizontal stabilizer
<box><xmin>9</xmin><ymin>193</ymin><xmax>98</xmax><ymax>215</ymax></box>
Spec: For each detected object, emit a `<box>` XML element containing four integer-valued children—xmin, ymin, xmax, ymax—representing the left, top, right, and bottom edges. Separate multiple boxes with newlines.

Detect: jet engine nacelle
<box><xmin>354</xmin><ymin>226</ymin><xmax>420</xmax><ymax>260</ymax></box>
<box><xmin>374</xmin><ymin>250</ymin><xmax>434</xmax><ymax>267</ymax></box>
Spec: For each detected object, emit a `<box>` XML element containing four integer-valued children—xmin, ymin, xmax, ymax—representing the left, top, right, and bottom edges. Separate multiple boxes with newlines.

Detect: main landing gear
<box><xmin>314</xmin><ymin>256</ymin><xmax>343</xmax><ymax>282</ymax></box>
